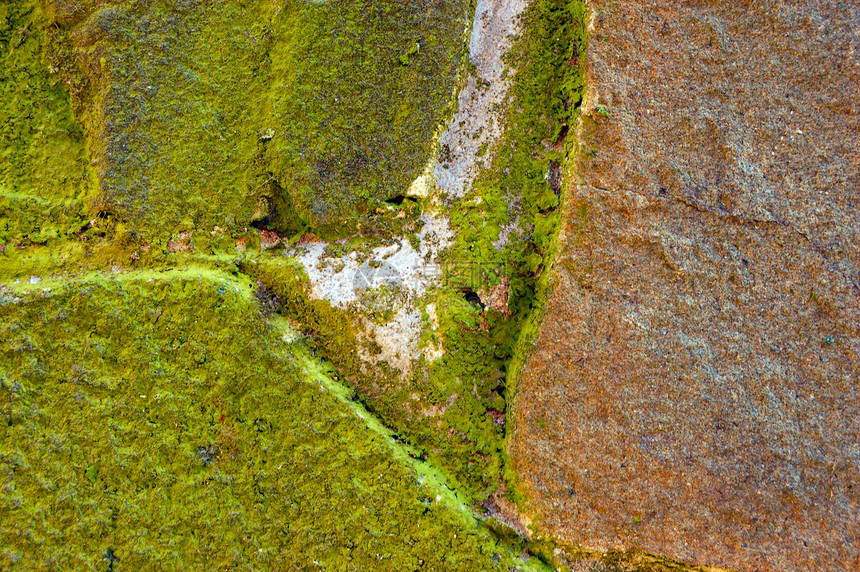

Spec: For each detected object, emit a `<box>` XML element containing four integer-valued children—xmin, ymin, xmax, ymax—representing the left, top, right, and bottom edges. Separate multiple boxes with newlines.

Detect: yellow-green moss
<box><xmin>0</xmin><ymin>270</ymin><xmax>547</xmax><ymax>570</ymax></box>
<box><xmin>0</xmin><ymin>1</ymin><xmax>91</xmax><ymax>244</ymax></box>
<box><xmin>262</xmin><ymin>0</ymin><xmax>471</xmax><ymax>230</ymax></box>
<box><xmin>243</xmin><ymin>257</ymin><xmax>504</xmax><ymax>502</ymax></box>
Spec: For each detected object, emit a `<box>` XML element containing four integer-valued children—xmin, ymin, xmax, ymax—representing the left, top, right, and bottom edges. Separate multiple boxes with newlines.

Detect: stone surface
<box><xmin>9</xmin><ymin>0</ymin><xmax>857</xmax><ymax>568</ymax></box>
<box><xmin>510</xmin><ymin>0</ymin><xmax>859</xmax><ymax>570</ymax></box>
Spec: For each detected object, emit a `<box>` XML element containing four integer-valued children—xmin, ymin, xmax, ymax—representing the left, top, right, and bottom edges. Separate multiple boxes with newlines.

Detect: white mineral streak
<box><xmin>434</xmin><ymin>0</ymin><xmax>529</xmax><ymax>200</ymax></box>
<box><xmin>292</xmin><ymin>238</ymin><xmax>441</xmax><ymax>310</ymax></box>
<box><xmin>287</xmin><ymin>236</ymin><xmax>442</xmax><ymax>376</ymax></box>
<box><xmin>369</xmin><ymin>307</ymin><xmax>424</xmax><ymax>374</ymax></box>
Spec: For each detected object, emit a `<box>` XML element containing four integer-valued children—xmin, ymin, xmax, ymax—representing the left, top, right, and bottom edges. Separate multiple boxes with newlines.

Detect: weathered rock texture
<box><xmin>511</xmin><ymin>0</ymin><xmax>859</xmax><ymax>570</ymax></box>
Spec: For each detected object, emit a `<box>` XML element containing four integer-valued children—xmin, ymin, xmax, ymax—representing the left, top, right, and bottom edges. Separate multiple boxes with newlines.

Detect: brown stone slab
<box><xmin>510</xmin><ymin>1</ymin><xmax>859</xmax><ymax>570</ymax></box>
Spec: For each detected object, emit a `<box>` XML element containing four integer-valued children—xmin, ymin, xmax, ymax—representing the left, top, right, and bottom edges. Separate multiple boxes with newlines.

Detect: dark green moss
<box><xmin>500</xmin><ymin>1</ymin><xmax>588</xmax><ymax>509</ymax></box>
<box><xmin>42</xmin><ymin>0</ymin><xmax>469</xmax><ymax>242</ymax></box>
<box><xmin>405</xmin><ymin>292</ymin><xmax>507</xmax><ymax>500</ymax></box>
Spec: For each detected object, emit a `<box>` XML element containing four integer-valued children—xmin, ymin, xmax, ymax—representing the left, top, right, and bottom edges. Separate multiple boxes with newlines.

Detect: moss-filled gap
<box><xmin>425</xmin><ymin>0</ymin><xmax>589</xmax><ymax>514</ymax></box>
<box><xmin>495</xmin><ymin>0</ymin><xmax>588</xmax><ymax>465</ymax></box>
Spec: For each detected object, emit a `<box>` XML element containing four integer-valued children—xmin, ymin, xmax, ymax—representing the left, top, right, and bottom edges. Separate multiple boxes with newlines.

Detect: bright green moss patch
<box><xmin>427</xmin><ymin>0</ymin><xmax>588</xmax><ymax>500</ymax></box>
<box><xmin>0</xmin><ymin>1</ymin><xmax>91</xmax><ymax>244</ymax></box>
<box><xmin>0</xmin><ymin>271</ymin><xmax>542</xmax><ymax>570</ymax></box>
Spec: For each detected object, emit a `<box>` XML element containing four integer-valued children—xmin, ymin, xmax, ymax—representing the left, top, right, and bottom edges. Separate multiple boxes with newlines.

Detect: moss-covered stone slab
<box><xmin>38</xmin><ymin>0</ymin><xmax>469</xmax><ymax>242</ymax></box>
<box><xmin>0</xmin><ymin>269</ymin><xmax>545</xmax><ymax>569</ymax></box>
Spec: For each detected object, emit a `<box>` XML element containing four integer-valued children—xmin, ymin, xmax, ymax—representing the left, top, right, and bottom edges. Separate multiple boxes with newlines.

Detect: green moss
<box><xmin>0</xmin><ymin>1</ymin><xmax>595</xmax><ymax>565</ymax></box>
<box><xmin>0</xmin><ymin>1</ymin><xmax>91</xmax><ymax>244</ymax></box>
<box><xmin>0</xmin><ymin>0</ymin><xmax>589</xmax><ymax>520</ymax></box>
<box><xmin>239</xmin><ymin>257</ymin><xmax>366</xmax><ymax>384</ymax></box>
<box><xmin>41</xmin><ymin>0</ymin><xmax>469</xmax><ymax>242</ymax></box>
<box><xmin>427</xmin><ymin>0</ymin><xmax>588</xmax><ymax>501</ymax></box>
<box><xmin>262</xmin><ymin>0</ymin><xmax>470</xmax><ymax>231</ymax></box>
<box><xmin>0</xmin><ymin>270</ymin><xmax>547</xmax><ymax>570</ymax></box>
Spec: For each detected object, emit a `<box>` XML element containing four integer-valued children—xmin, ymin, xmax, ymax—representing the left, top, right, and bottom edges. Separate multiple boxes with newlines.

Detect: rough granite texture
<box><xmin>511</xmin><ymin>0</ymin><xmax>859</xmax><ymax>570</ymax></box>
